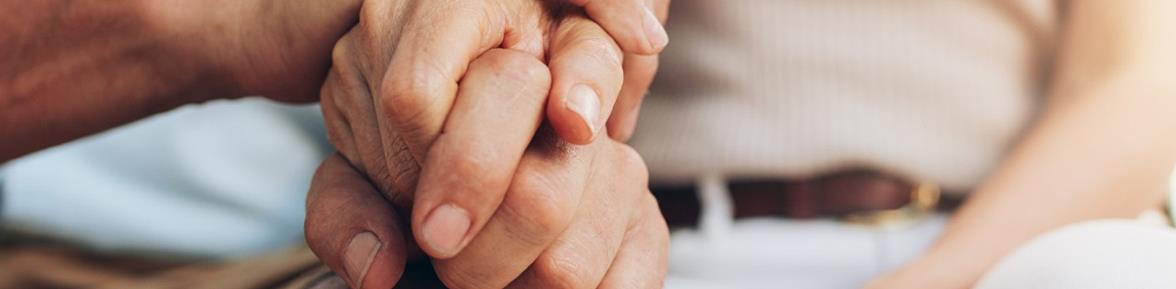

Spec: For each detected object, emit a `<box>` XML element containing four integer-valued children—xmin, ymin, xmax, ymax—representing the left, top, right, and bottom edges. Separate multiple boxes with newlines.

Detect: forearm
<box><xmin>917</xmin><ymin>78</ymin><xmax>1176</xmax><ymax>287</ymax></box>
<box><xmin>0</xmin><ymin>0</ymin><xmax>361</xmax><ymax>162</ymax></box>
<box><xmin>897</xmin><ymin>2</ymin><xmax>1176</xmax><ymax>286</ymax></box>
<box><xmin>0</xmin><ymin>0</ymin><xmax>218</xmax><ymax>161</ymax></box>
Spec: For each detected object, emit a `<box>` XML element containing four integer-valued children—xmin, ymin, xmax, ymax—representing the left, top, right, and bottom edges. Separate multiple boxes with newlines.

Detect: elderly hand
<box><xmin>309</xmin><ymin>1</ymin><xmax>670</xmax><ymax>287</ymax></box>
<box><xmin>317</xmin><ymin>0</ymin><xmax>666</xmax><ymax>264</ymax></box>
<box><xmin>306</xmin><ymin>49</ymin><xmax>668</xmax><ymax>289</ymax></box>
<box><xmin>305</xmin><ymin>133</ymin><xmax>669</xmax><ymax>289</ymax></box>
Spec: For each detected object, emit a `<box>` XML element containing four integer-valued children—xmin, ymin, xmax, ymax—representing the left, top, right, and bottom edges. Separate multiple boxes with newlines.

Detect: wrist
<box><xmin>143</xmin><ymin>0</ymin><xmax>362</xmax><ymax>103</ymax></box>
<box><xmin>141</xmin><ymin>0</ymin><xmax>248</xmax><ymax>103</ymax></box>
<box><xmin>178</xmin><ymin>0</ymin><xmax>363</xmax><ymax>103</ymax></box>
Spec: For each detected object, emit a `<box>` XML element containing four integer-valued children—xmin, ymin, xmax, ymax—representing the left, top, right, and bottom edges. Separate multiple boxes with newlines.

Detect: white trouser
<box><xmin>975</xmin><ymin>219</ymin><xmax>1176</xmax><ymax>289</ymax></box>
<box><xmin>665</xmin><ymin>176</ymin><xmax>1176</xmax><ymax>289</ymax></box>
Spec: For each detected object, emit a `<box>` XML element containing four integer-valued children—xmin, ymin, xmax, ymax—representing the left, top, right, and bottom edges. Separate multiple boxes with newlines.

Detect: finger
<box><xmin>607</xmin><ymin>53</ymin><xmax>658</xmax><ymax>142</ymax></box>
<box><xmin>606</xmin><ymin>0</ymin><xmax>667</xmax><ymax>142</ymax></box>
<box><xmin>432</xmin><ymin>128</ymin><xmax>594</xmax><ymax>289</ymax></box>
<box><xmin>305</xmin><ymin>154</ymin><xmax>408</xmax><ymax>289</ymax></box>
<box><xmin>506</xmin><ymin>141</ymin><xmax>648</xmax><ymax>289</ymax></box>
<box><xmin>412</xmin><ymin>49</ymin><xmax>553</xmax><ymax>259</ymax></box>
<box><xmin>506</xmin><ymin>196</ymin><xmax>625</xmax><ymax>289</ymax></box>
<box><xmin>597</xmin><ymin>195</ymin><xmax>670</xmax><ymax>289</ymax></box>
<box><xmin>376</xmin><ymin>0</ymin><xmax>542</xmax><ymax>164</ymax></box>
<box><xmin>320</xmin><ymin>33</ymin><xmax>403</xmax><ymax>201</ymax></box>
<box><xmin>546</xmin><ymin>16</ymin><xmax>625</xmax><ymax>144</ymax></box>
<box><xmin>319</xmin><ymin>66</ymin><xmax>361</xmax><ymax>165</ymax></box>
<box><xmin>568</xmin><ymin>0</ymin><xmax>668</xmax><ymax>55</ymax></box>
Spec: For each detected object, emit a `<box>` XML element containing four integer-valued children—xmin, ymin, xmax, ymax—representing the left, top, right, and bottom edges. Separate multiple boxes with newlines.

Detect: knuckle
<box><xmin>563</xmin><ymin>32</ymin><xmax>623</xmax><ymax>72</ymax></box>
<box><xmin>558</xmin><ymin>18</ymin><xmax>622</xmax><ymax>60</ymax></box>
<box><xmin>378</xmin><ymin>64</ymin><xmax>441</xmax><ymax>126</ymax></box>
<box><xmin>582</xmin><ymin>36</ymin><xmax>624</xmax><ymax>67</ymax></box>
<box><xmin>324</xmin><ymin>54</ymin><xmax>363</xmax><ymax>101</ymax></box>
<box><xmin>502</xmin><ymin>169</ymin><xmax>577</xmax><ymax>242</ymax></box>
<box><xmin>624</xmin><ymin>55</ymin><xmax>660</xmax><ymax>82</ymax></box>
<box><xmin>449</xmin><ymin>152</ymin><xmax>496</xmax><ymax>184</ymax></box>
<box><xmin>357</xmin><ymin>1</ymin><xmax>392</xmax><ymax>38</ymax></box>
<box><xmin>328</xmin><ymin>34</ymin><xmax>355</xmax><ymax>70</ymax></box>
<box><xmin>323</xmin><ymin>42</ymin><xmax>371</xmax><ymax>114</ymax></box>
<box><xmin>612</xmin><ymin>144</ymin><xmax>650</xmax><ymax>186</ymax></box>
<box><xmin>435</xmin><ymin>266</ymin><xmax>491</xmax><ymax>289</ymax></box>
<box><xmin>473</xmin><ymin>50</ymin><xmax>552</xmax><ymax>86</ymax></box>
<box><xmin>532</xmin><ymin>255</ymin><xmax>593</xmax><ymax>289</ymax></box>
<box><xmin>320</xmin><ymin>107</ymin><xmax>350</xmax><ymax>152</ymax></box>
<box><xmin>442</xmin><ymin>148</ymin><xmax>514</xmax><ymax>202</ymax></box>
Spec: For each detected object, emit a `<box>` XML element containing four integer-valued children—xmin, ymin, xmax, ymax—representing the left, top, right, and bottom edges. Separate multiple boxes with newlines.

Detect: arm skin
<box><xmin>875</xmin><ymin>1</ymin><xmax>1176</xmax><ymax>287</ymax></box>
<box><xmin>0</xmin><ymin>0</ymin><xmax>361</xmax><ymax>162</ymax></box>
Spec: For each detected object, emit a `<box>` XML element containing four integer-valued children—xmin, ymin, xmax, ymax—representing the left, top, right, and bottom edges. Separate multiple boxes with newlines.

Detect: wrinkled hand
<box><xmin>306</xmin><ymin>135</ymin><xmax>668</xmax><ymax>289</ymax></box>
<box><xmin>427</xmin><ymin>127</ymin><xmax>668</xmax><ymax>289</ymax></box>
<box><xmin>306</xmin><ymin>48</ymin><xmax>668</xmax><ymax>288</ymax></box>
<box><xmin>318</xmin><ymin>0</ymin><xmax>665</xmax><ymax>263</ymax></box>
<box><xmin>310</xmin><ymin>1</ymin><xmax>670</xmax><ymax>287</ymax></box>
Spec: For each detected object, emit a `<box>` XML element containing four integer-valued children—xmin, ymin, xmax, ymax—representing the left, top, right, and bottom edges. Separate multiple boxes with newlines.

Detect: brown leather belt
<box><xmin>651</xmin><ymin>170</ymin><xmax>965</xmax><ymax>228</ymax></box>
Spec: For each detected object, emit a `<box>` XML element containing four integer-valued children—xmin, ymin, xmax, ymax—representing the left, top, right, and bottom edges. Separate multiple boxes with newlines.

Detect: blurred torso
<box><xmin>632</xmin><ymin>0</ymin><xmax>1059</xmax><ymax>192</ymax></box>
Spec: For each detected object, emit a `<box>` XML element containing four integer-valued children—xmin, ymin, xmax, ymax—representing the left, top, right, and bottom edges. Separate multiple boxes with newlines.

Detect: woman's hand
<box><xmin>309</xmin><ymin>86</ymin><xmax>668</xmax><ymax>288</ymax></box>
<box><xmin>317</xmin><ymin>0</ymin><xmax>668</xmax><ymax>263</ymax></box>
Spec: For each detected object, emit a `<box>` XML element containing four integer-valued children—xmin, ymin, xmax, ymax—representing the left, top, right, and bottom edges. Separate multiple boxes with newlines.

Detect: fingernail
<box><xmin>343</xmin><ymin>232</ymin><xmax>381</xmax><ymax>287</ymax></box>
<box><xmin>566</xmin><ymin>84</ymin><xmax>601</xmax><ymax>137</ymax></box>
<box><xmin>642</xmin><ymin>7</ymin><xmax>669</xmax><ymax>51</ymax></box>
<box><xmin>420</xmin><ymin>204</ymin><xmax>471</xmax><ymax>257</ymax></box>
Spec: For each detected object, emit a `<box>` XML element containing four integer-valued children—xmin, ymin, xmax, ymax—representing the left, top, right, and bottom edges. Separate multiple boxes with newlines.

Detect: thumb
<box><xmin>306</xmin><ymin>154</ymin><xmax>409</xmax><ymax>289</ymax></box>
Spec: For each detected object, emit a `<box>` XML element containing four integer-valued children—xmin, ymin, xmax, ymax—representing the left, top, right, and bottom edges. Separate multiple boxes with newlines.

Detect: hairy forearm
<box><xmin>0</xmin><ymin>0</ymin><xmax>361</xmax><ymax>162</ymax></box>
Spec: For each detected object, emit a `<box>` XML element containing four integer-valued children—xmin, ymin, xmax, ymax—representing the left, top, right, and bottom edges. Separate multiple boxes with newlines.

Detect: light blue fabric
<box><xmin>1</xmin><ymin>99</ymin><xmax>330</xmax><ymax>257</ymax></box>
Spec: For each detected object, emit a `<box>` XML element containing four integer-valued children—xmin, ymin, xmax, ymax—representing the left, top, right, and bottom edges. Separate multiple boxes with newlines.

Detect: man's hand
<box><xmin>306</xmin><ymin>136</ymin><xmax>668</xmax><ymax>289</ymax></box>
<box><xmin>312</xmin><ymin>1</ymin><xmax>671</xmax><ymax>287</ymax></box>
<box><xmin>307</xmin><ymin>48</ymin><xmax>668</xmax><ymax>288</ymax></box>
<box><xmin>318</xmin><ymin>0</ymin><xmax>667</xmax><ymax>263</ymax></box>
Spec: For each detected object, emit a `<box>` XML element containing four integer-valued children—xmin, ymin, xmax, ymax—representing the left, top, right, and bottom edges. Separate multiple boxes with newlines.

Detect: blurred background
<box><xmin>2</xmin><ymin>100</ymin><xmax>328</xmax><ymax>258</ymax></box>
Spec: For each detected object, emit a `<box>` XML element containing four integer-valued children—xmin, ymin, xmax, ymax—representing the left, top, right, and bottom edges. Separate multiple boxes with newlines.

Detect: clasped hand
<box><xmin>301</xmin><ymin>0</ymin><xmax>670</xmax><ymax>288</ymax></box>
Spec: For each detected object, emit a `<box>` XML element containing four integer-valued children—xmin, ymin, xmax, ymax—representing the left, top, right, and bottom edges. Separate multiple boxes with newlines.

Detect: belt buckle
<box><xmin>842</xmin><ymin>181</ymin><xmax>941</xmax><ymax>228</ymax></box>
